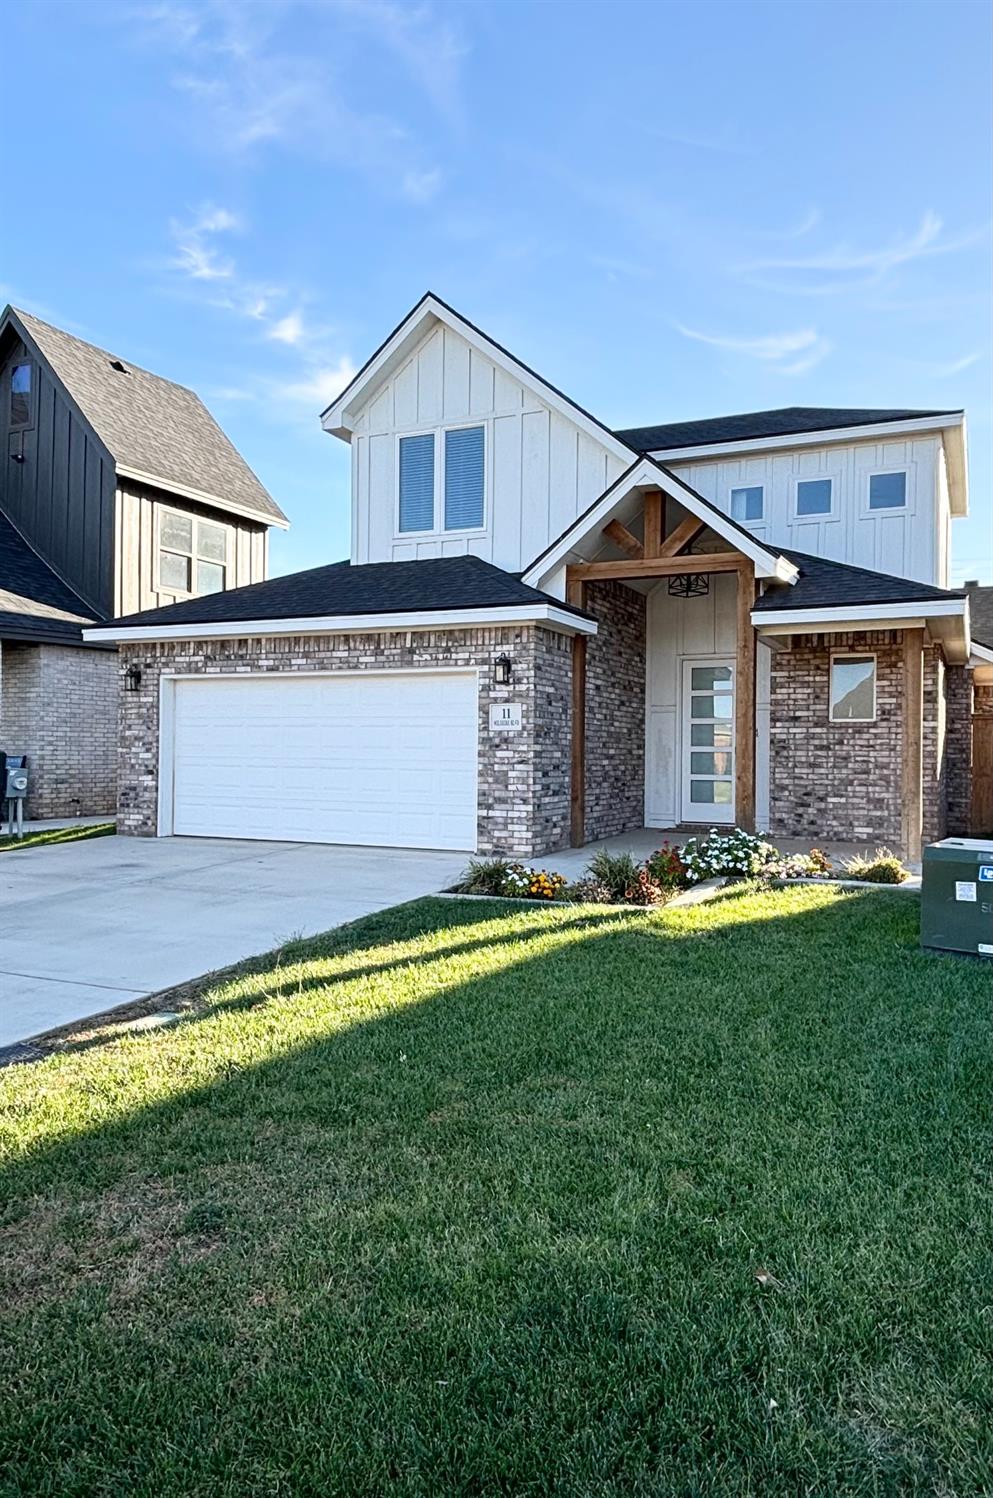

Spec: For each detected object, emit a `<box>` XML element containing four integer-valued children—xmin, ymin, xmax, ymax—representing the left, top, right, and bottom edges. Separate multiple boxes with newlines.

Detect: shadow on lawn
<box><xmin>0</xmin><ymin>884</ymin><xmax>987</xmax><ymax>1495</ymax></box>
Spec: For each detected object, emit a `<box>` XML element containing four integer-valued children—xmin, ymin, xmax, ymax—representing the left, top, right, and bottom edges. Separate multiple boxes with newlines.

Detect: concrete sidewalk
<box><xmin>0</xmin><ymin>835</ymin><xmax>467</xmax><ymax>1046</ymax></box>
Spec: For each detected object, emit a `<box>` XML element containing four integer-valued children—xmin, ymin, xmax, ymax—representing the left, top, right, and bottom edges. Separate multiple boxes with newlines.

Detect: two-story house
<box><xmin>0</xmin><ymin>306</ymin><xmax>287</xmax><ymax>818</ymax></box>
<box><xmin>87</xmin><ymin>293</ymin><xmax>992</xmax><ymax>859</ymax></box>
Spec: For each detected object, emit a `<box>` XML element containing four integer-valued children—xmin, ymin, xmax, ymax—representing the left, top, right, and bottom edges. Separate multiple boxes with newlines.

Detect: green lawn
<box><xmin>0</xmin><ymin>821</ymin><xmax>114</xmax><ymax>852</ymax></box>
<box><xmin>0</xmin><ymin>886</ymin><xmax>987</xmax><ymax>1495</ymax></box>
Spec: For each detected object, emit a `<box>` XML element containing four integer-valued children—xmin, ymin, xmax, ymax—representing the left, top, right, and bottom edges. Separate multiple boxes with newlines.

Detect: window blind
<box><xmin>444</xmin><ymin>426</ymin><xmax>484</xmax><ymax>530</ymax></box>
<box><xmin>399</xmin><ymin>433</ymin><xmax>435</xmax><ymax>532</ymax></box>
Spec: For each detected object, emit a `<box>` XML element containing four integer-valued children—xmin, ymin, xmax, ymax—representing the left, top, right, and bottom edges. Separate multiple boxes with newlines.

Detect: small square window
<box><xmin>10</xmin><ymin>363</ymin><xmax>31</xmax><ymax>427</ymax></box>
<box><xmin>796</xmin><ymin>478</ymin><xmax>833</xmax><ymax>516</ymax></box>
<box><xmin>868</xmin><ymin>472</ymin><xmax>907</xmax><ymax>510</ymax></box>
<box><xmin>830</xmin><ymin>655</ymin><xmax>876</xmax><ymax>722</ymax></box>
<box><xmin>730</xmin><ymin>485</ymin><xmax>763</xmax><ymax>522</ymax></box>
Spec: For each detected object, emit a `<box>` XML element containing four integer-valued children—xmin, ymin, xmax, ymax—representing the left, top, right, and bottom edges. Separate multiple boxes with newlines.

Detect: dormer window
<box><xmin>10</xmin><ymin>363</ymin><xmax>32</xmax><ymax>428</ymax></box>
<box><xmin>158</xmin><ymin>509</ymin><xmax>228</xmax><ymax>596</ymax></box>
<box><xmin>397</xmin><ymin>425</ymin><xmax>486</xmax><ymax>534</ymax></box>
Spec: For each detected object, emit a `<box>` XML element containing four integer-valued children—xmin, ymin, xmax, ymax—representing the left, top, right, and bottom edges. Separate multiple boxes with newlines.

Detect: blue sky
<box><xmin>3</xmin><ymin>0</ymin><xmax>990</xmax><ymax>582</ymax></box>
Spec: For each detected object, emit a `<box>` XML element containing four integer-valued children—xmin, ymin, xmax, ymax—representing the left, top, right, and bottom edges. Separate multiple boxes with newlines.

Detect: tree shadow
<box><xmin>0</xmin><ymin>887</ymin><xmax>986</xmax><ymax>1496</ymax></box>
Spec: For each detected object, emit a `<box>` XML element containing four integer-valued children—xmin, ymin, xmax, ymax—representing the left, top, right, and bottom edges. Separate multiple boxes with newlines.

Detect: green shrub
<box><xmin>453</xmin><ymin>858</ymin><xmax>513</xmax><ymax>895</ymax></box>
<box><xmin>585</xmin><ymin>849</ymin><xmax>641</xmax><ymax>902</ymax></box>
<box><xmin>842</xmin><ymin>848</ymin><xmax>909</xmax><ymax>884</ymax></box>
<box><xmin>644</xmin><ymin>841</ymin><xmax>689</xmax><ymax>890</ymax></box>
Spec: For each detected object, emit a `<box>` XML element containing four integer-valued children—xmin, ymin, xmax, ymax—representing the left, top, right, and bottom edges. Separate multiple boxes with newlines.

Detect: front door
<box><xmin>680</xmin><ymin>659</ymin><xmax>735</xmax><ymax>824</ymax></box>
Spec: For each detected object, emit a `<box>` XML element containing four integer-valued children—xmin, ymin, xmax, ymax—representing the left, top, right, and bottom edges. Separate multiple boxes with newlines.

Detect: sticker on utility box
<box><xmin>955</xmin><ymin>881</ymin><xmax>977</xmax><ymax>902</ymax></box>
<box><xmin>489</xmin><ymin>702</ymin><xmax>523</xmax><ymax>732</ymax></box>
<box><xmin>979</xmin><ymin>866</ymin><xmax>993</xmax><ymax>882</ymax></box>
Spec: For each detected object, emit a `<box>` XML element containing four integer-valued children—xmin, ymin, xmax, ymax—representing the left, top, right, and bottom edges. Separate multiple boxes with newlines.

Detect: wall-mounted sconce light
<box><xmin>125</xmin><ymin>665</ymin><xmax>143</xmax><ymax>693</ymax></box>
<box><xmin>493</xmin><ymin>653</ymin><xmax>513</xmax><ymax>686</ymax></box>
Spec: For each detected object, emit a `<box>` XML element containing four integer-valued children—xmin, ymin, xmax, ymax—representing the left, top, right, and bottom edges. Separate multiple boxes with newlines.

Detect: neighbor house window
<box><xmin>796</xmin><ymin>477</ymin><xmax>833</xmax><ymax>517</ymax></box>
<box><xmin>730</xmin><ymin>485</ymin><xmax>763</xmax><ymax>522</ymax></box>
<box><xmin>158</xmin><ymin>511</ymin><xmax>228</xmax><ymax>595</ymax></box>
<box><xmin>830</xmin><ymin>654</ymin><xmax>876</xmax><ymax>722</ymax></box>
<box><xmin>444</xmin><ymin>425</ymin><xmax>484</xmax><ymax>530</ymax></box>
<box><xmin>398</xmin><ymin>433</ymin><xmax>435</xmax><ymax>533</ymax></box>
<box><xmin>9</xmin><ymin>363</ymin><xmax>31</xmax><ymax>428</ymax></box>
<box><xmin>868</xmin><ymin>471</ymin><xmax>907</xmax><ymax>510</ymax></box>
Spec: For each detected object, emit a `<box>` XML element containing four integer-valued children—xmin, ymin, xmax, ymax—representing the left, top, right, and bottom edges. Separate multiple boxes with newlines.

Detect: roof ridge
<box><xmin>11</xmin><ymin>306</ymin><xmax>198</xmax><ymax>398</ymax></box>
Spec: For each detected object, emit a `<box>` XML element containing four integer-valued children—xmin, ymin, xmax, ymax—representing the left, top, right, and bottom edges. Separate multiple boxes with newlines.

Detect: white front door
<box><xmin>680</xmin><ymin>659</ymin><xmax>735</xmax><ymax>825</ymax></box>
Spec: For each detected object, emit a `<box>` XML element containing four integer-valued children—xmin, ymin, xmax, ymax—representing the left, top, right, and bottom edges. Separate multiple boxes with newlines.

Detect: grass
<box><xmin>0</xmin><ymin>821</ymin><xmax>114</xmax><ymax>853</ymax></box>
<box><xmin>0</xmin><ymin>885</ymin><xmax>987</xmax><ymax>1495</ymax></box>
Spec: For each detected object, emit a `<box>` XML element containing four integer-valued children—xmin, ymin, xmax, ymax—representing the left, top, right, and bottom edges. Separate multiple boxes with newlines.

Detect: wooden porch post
<box><xmin>902</xmin><ymin>628</ymin><xmax>924</xmax><ymax>862</ymax></box>
<box><xmin>568</xmin><ymin>578</ymin><xmax>587</xmax><ymax>847</ymax></box>
<box><xmin>735</xmin><ymin>562</ymin><xmax>757</xmax><ymax>832</ymax></box>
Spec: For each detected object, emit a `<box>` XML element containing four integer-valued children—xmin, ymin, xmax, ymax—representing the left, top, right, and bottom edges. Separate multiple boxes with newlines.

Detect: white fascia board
<box><xmin>943</xmin><ymin>417</ymin><xmax>969</xmax><ymax>518</ymax></box>
<box><xmin>752</xmin><ymin>598</ymin><xmax>967</xmax><ymax>630</ymax></box>
<box><xmin>652</xmin><ymin>411</ymin><xmax>966</xmax><ymax>466</ymax></box>
<box><xmin>116</xmin><ymin>466</ymin><xmax>290</xmax><ymax>530</ymax></box>
<box><xmin>82</xmin><ymin>602</ymin><xmax>598</xmax><ymax>645</ymax></box>
<box><xmin>522</xmin><ymin>457</ymin><xmax>795</xmax><ymax>589</ymax></box>
<box><xmin>321</xmin><ymin>295</ymin><xmax>634</xmax><ymax>466</ymax></box>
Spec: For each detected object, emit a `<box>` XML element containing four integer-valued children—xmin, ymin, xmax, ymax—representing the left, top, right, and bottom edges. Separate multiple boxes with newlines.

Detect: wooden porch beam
<box><xmin>735</xmin><ymin>561</ymin><xmax>757</xmax><ymax>833</ymax></box>
<box><xmin>659</xmin><ymin>514</ymin><xmax>705</xmax><ymax>558</ymax></box>
<box><xmin>602</xmin><ymin>518</ymin><xmax>644</xmax><ymax>561</ymax></box>
<box><xmin>643</xmin><ymin>489</ymin><xmax>663</xmax><ymax>557</ymax></box>
<box><xmin>901</xmin><ymin>628</ymin><xmax>924</xmax><ymax>863</ymax></box>
<box><xmin>569</xmin><ymin>579</ymin><xmax>587</xmax><ymax>847</ymax></box>
<box><xmin>567</xmin><ymin>551</ymin><xmax>746</xmax><ymax>584</ymax></box>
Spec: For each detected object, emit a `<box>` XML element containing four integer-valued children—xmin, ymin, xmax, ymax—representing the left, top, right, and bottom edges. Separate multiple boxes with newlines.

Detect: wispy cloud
<box><xmin>168</xmin><ymin>204</ymin><xmax>240</xmax><ymax>281</ymax></box>
<box><xmin>282</xmin><ymin>358</ymin><xmax>359</xmax><ymax>410</ymax></box>
<box><xmin>675</xmin><ymin>322</ymin><xmax>832</xmax><ymax>374</ymax></box>
<box><xmin>268</xmin><ymin>311</ymin><xmax>306</xmax><ymax>346</ymax></box>
<box><xmin>132</xmin><ymin>0</ymin><xmax>458</xmax><ymax>202</ymax></box>
<box><xmin>739</xmin><ymin>211</ymin><xmax>987</xmax><ymax>293</ymax></box>
<box><xmin>932</xmin><ymin>351</ymin><xmax>984</xmax><ymax>378</ymax></box>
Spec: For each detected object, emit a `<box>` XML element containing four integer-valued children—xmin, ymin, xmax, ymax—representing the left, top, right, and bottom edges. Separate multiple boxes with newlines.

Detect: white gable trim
<box><xmin>321</xmin><ymin>293</ymin><xmax>635</xmax><ymax>465</ymax></box>
<box><xmin>521</xmin><ymin>456</ymin><xmax>797</xmax><ymax>589</ymax></box>
<box><xmin>116</xmin><ymin>465</ymin><xmax>290</xmax><ymax>530</ymax></box>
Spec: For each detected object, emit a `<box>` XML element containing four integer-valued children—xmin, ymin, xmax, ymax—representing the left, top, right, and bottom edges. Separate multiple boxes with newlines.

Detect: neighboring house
<box><xmin>0</xmin><ymin>307</ymin><xmax>288</xmax><ymax>818</ymax></box>
<box><xmin>87</xmin><ymin>293</ymin><xmax>991</xmax><ymax>858</ymax></box>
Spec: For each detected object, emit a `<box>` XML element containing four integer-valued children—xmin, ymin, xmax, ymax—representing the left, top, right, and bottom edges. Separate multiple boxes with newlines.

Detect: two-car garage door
<box><xmin>165</xmin><ymin>672</ymin><xmax>479</xmax><ymax>850</ymax></box>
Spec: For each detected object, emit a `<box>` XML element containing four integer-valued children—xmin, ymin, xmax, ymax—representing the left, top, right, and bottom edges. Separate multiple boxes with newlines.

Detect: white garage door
<box><xmin>166</xmin><ymin>671</ymin><xmax>479</xmax><ymax>850</ymax></box>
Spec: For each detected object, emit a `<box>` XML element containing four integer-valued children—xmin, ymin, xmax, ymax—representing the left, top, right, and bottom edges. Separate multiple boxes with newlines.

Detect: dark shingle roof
<box><xmin>755</xmin><ymin>549</ymin><xmax>966</xmax><ymax>614</ymax></box>
<box><xmin>967</xmin><ymin>584</ymin><xmax>993</xmax><ymax>649</ymax></box>
<box><xmin>0</xmin><ymin>511</ymin><xmax>101</xmax><ymax>645</ymax></box>
<box><xmin>615</xmin><ymin>406</ymin><xmax>960</xmax><ymax>454</ymax></box>
<box><xmin>92</xmin><ymin>554</ymin><xmax>590</xmax><ymax>631</ymax></box>
<box><xmin>9</xmin><ymin>308</ymin><xmax>287</xmax><ymax>527</ymax></box>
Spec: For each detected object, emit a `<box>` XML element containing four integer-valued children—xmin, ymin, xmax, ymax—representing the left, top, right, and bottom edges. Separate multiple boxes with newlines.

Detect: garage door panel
<box><xmin>169</xmin><ymin>672</ymin><xmax>478</xmax><ymax>850</ymax></box>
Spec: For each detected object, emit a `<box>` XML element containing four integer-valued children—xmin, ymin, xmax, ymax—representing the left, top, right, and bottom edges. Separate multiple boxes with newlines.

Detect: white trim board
<box><xmin>751</xmin><ymin>598</ymin><xmax>967</xmax><ymax>629</ymax></box>
<box><xmin>84</xmin><ymin>601</ymin><xmax>598</xmax><ymax>645</ymax></box>
<box><xmin>117</xmin><ymin>465</ymin><xmax>290</xmax><ymax>530</ymax></box>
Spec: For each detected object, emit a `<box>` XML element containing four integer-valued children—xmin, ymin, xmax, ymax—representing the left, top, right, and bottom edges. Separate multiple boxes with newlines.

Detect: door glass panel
<box><xmin>691</xmin><ymin>666</ymin><xmax>732</xmax><ymax>691</ymax></box>
<box><xmin>712</xmin><ymin>780</ymin><xmax>732</xmax><ymax>804</ymax></box>
<box><xmin>691</xmin><ymin>751</ymin><xmax>732</xmax><ymax>776</ymax></box>
<box><xmin>690</xmin><ymin>779</ymin><xmax>733</xmax><ymax>805</ymax></box>
<box><xmin>692</xmin><ymin>693</ymin><xmax>732</xmax><ymax>719</ymax></box>
<box><xmin>691</xmin><ymin>723</ymin><xmax>733</xmax><ymax>748</ymax></box>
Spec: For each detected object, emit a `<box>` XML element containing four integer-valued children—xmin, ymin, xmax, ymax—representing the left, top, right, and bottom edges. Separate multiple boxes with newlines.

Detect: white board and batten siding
<box><xmin>161</xmin><ymin>671</ymin><xmax>479</xmax><ymax>851</ymax></box>
<box><xmin>667</xmin><ymin>434</ymin><xmax>948</xmax><ymax>588</ymax></box>
<box><xmin>645</xmin><ymin>574</ymin><xmax>771</xmax><ymax>832</ymax></box>
<box><xmin>349</xmin><ymin>323</ymin><xmax>627</xmax><ymax>573</ymax></box>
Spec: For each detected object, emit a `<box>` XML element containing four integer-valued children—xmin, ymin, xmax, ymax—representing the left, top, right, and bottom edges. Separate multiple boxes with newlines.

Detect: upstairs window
<box><xmin>398</xmin><ymin>433</ymin><xmax>435</xmax><ymax>533</ymax></box>
<box><xmin>830</xmin><ymin>654</ymin><xmax>876</xmax><ymax>722</ymax></box>
<box><xmin>158</xmin><ymin>511</ymin><xmax>228</xmax><ymax>595</ymax></box>
<box><xmin>10</xmin><ymin>363</ymin><xmax>31</xmax><ymax>428</ymax></box>
<box><xmin>868</xmin><ymin>471</ymin><xmax>907</xmax><ymax>510</ymax></box>
<box><xmin>444</xmin><ymin>426</ymin><xmax>484</xmax><ymax>530</ymax></box>
<box><xmin>796</xmin><ymin>477</ymin><xmax>833</xmax><ymax>517</ymax></box>
<box><xmin>730</xmin><ymin>485</ymin><xmax>763</xmax><ymax>523</ymax></box>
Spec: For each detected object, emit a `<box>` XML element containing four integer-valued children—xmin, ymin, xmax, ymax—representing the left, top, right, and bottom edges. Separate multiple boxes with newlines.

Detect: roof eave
<box><xmin>115</xmin><ymin>465</ymin><xmax>290</xmax><ymax>529</ymax></box>
<box><xmin>644</xmin><ymin>411</ymin><xmax>967</xmax><ymax>466</ymax></box>
<box><xmin>753</xmin><ymin>596</ymin><xmax>971</xmax><ymax>663</ymax></box>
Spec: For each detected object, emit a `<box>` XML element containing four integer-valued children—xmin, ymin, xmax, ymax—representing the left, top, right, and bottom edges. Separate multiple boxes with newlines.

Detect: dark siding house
<box><xmin>0</xmin><ymin>306</ymin><xmax>288</xmax><ymax>819</ymax></box>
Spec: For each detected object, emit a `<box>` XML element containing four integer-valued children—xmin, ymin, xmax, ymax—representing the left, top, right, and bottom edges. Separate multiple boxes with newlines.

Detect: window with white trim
<box><xmin>158</xmin><ymin>511</ymin><xmax>228</xmax><ymax>595</ymax></box>
<box><xmin>398</xmin><ymin>426</ymin><xmax>485</xmax><ymax>534</ymax></box>
<box><xmin>730</xmin><ymin>485</ymin><xmax>763</xmax><ymax>522</ymax></box>
<box><xmin>796</xmin><ymin>477</ymin><xmax>833</xmax><ymax>517</ymax></box>
<box><xmin>9</xmin><ymin>362</ymin><xmax>32</xmax><ymax>428</ymax></box>
<box><xmin>868</xmin><ymin>471</ymin><xmax>907</xmax><ymax>510</ymax></box>
<box><xmin>829</xmin><ymin>654</ymin><xmax>876</xmax><ymax>722</ymax></box>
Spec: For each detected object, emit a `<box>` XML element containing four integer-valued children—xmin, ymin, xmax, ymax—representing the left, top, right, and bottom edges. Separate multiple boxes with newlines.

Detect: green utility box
<box><xmin>921</xmin><ymin>838</ymin><xmax>993</xmax><ymax>957</ymax></box>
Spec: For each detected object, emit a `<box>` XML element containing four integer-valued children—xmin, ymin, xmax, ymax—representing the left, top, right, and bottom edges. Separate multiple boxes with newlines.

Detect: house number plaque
<box><xmin>489</xmin><ymin>703</ymin><xmax>523</xmax><ymax>732</ymax></box>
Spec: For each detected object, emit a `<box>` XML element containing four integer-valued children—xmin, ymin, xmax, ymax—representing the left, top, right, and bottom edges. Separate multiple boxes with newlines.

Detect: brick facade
<box><xmin>0</xmin><ymin>642</ymin><xmax>118</xmax><ymax>818</ymax></box>
<box><xmin>922</xmin><ymin>645</ymin><xmax>948</xmax><ymax>845</ymax></box>
<box><xmin>583</xmin><ymin>581</ymin><xmax>647</xmax><ymax>842</ymax></box>
<box><xmin>769</xmin><ymin>632</ymin><xmax>906</xmax><ymax>845</ymax></box>
<box><xmin>116</xmin><ymin>625</ymin><xmax>573</xmax><ymax>859</ymax></box>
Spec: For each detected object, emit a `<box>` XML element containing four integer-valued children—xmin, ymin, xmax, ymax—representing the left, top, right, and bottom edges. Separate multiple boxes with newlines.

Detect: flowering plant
<box><xmin>644</xmin><ymin>841</ymin><xmax>689</xmax><ymax>890</ymax></box>
<box><xmin>680</xmin><ymin>828</ymin><xmax>778</xmax><ymax>883</ymax></box>
<box><xmin>762</xmin><ymin>848</ymin><xmax>833</xmax><ymax>881</ymax></box>
<box><xmin>502</xmin><ymin>864</ymin><xmax>568</xmax><ymax>900</ymax></box>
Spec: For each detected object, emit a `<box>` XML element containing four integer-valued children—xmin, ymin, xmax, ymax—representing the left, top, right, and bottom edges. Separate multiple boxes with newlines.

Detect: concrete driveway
<box><xmin>0</xmin><ymin>836</ymin><xmax>468</xmax><ymax>1047</ymax></box>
